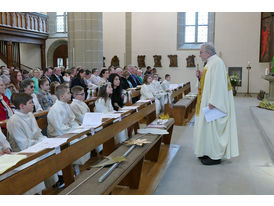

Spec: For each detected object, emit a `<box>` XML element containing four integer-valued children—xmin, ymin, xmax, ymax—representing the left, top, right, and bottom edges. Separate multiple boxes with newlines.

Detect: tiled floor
<box><xmin>155</xmin><ymin>97</ymin><xmax>274</xmax><ymax>195</ymax></box>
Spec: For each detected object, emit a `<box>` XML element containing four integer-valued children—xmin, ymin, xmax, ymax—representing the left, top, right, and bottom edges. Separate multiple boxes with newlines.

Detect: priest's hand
<box><xmin>209</xmin><ymin>104</ymin><xmax>215</xmax><ymax>109</ymax></box>
<box><xmin>196</xmin><ymin>70</ymin><xmax>202</xmax><ymax>79</ymax></box>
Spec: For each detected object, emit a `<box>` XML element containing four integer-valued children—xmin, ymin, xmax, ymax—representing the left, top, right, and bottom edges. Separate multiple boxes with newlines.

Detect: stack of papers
<box><xmin>0</xmin><ymin>154</ymin><xmax>27</xmax><ymax>174</ymax></box>
<box><xmin>19</xmin><ymin>138</ymin><xmax>68</xmax><ymax>153</ymax></box>
<box><xmin>202</xmin><ymin>106</ymin><xmax>227</xmax><ymax>122</ymax></box>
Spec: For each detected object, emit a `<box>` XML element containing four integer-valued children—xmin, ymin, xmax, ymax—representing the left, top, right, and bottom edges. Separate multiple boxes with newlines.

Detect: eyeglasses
<box><xmin>76</xmin><ymin>93</ymin><xmax>85</xmax><ymax>96</ymax></box>
<box><xmin>30</xmin><ymin>86</ymin><xmax>34</xmax><ymax>89</ymax></box>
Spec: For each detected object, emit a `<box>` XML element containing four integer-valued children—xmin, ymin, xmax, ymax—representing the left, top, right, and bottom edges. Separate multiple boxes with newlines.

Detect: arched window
<box><xmin>178</xmin><ymin>12</ymin><xmax>215</xmax><ymax>50</ymax></box>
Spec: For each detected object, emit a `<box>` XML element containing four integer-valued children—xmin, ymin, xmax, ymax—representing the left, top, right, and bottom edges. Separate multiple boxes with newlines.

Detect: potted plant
<box><xmin>230</xmin><ymin>74</ymin><xmax>241</xmax><ymax>96</ymax></box>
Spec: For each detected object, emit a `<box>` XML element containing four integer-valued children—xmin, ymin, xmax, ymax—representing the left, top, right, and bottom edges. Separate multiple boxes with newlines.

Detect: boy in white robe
<box><xmin>151</xmin><ymin>74</ymin><xmax>167</xmax><ymax>112</ymax></box>
<box><xmin>7</xmin><ymin>93</ymin><xmax>58</xmax><ymax>194</ymax></box>
<box><xmin>0</xmin><ymin>127</ymin><xmax>11</xmax><ymax>155</ymax></box>
<box><xmin>161</xmin><ymin>74</ymin><xmax>171</xmax><ymax>93</ymax></box>
<box><xmin>47</xmin><ymin>84</ymin><xmax>90</xmax><ymax>175</ymax></box>
<box><xmin>70</xmin><ymin>86</ymin><xmax>92</xmax><ymax>125</ymax></box>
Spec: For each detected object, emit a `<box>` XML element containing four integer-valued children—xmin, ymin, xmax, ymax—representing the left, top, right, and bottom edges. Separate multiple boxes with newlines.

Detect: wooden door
<box><xmin>53</xmin><ymin>44</ymin><xmax>68</xmax><ymax>68</ymax></box>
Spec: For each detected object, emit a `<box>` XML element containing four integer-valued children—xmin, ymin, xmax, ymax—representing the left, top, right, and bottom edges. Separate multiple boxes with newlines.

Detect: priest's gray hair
<box><xmin>203</xmin><ymin>43</ymin><xmax>216</xmax><ymax>56</ymax></box>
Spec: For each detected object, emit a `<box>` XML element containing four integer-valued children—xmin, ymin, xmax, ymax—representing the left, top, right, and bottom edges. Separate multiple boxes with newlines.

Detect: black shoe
<box><xmin>53</xmin><ymin>175</ymin><xmax>65</xmax><ymax>189</ymax></box>
<box><xmin>198</xmin><ymin>155</ymin><xmax>209</xmax><ymax>160</ymax></box>
<box><xmin>201</xmin><ymin>157</ymin><xmax>221</xmax><ymax>165</ymax></box>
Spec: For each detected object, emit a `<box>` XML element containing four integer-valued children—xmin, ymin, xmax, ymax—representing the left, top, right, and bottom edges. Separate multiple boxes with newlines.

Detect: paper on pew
<box><xmin>169</xmin><ymin>84</ymin><xmax>179</xmax><ymax>90</ymax></box>
<box><xmin>82</xmin><ymin>112</ymin><xmax>102</xmax><ymax>127</ymax></box>
<box><xmin>0</xmin><ymin>154</ymin><xmax>27</xmax><ymax>175</ymax></box>
<box><xmin>137</xmin><ymin>128</ymin><xmax>169</xmax><ymax>135</ymax></box>
<box><xmin>121</xmin><ymin>106</ymin><xmax>139</xmax><ymax>111</ymax></box>
<box><xmin>102</xmin><ymin>113</ymin><xmax>121</xmax><ymax>119</ymax></box>
<box><xmin>137</xmin><ymin>99</ymin><xmax>151</xmax><ymax>103</ymax></box>
<box><xmin>19</xmin><ymin>138</ymin><xmax>68</xmax><ymax>153</ymax></box>
<box><xmin>69</xmin><ymin>126</ymin><xmax>94</xmax><ymax>133</ymax></box>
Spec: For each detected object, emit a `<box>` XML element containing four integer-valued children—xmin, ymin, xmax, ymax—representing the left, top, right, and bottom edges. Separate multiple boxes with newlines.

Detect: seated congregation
<box><xmin>0</xmin><ymin>64</ymin><xmax>196</xmax><ymax>195</ymax></box>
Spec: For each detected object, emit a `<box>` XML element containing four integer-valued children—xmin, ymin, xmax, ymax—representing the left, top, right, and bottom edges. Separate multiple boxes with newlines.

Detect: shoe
<box><xmin>53</xmin><ymin>175</ymin><xmax>65</xmax><ymax>189</ymax></box>
<box><xmin>201</xmin><ymin>157</ymin><xmax>221</xmax><ymax>165</ymax></box>
<box><xmin>198</xmin><ymin>155</ymin><xmax>209</xmax><ymax>160</ymax></box>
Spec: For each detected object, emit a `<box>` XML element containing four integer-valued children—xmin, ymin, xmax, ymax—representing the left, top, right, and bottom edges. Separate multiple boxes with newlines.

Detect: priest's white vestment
<box><xmin>193</xmin><ymin>54</ymin><xmax>239</xmax><ymax>160</ymax></box>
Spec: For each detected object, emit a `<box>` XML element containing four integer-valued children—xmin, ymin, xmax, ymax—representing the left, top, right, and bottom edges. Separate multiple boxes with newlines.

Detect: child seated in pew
<box><xmin>140</xmin><ymin>75</ymin><xmax>162</xmax><ymax>116</ymax></box>
<box><xmin>108</xmin><ymin>73</ymin><xmax>124</xmax><ymax>111</ymax></box>
<box><xmin>49</xmin><ymin>81</ymin><xmax>60</xmax><ymax>104</ymax></box>
<box><xmin>47</xmin><ymin>84</ymin><xmax>90</xmax><ymax>176</ymax></box>
<box><xmin>95</xmin><ymin>82</ymin><xmax>128</xmax><ymax>144</ymax></box>
<box><xmin>20</xmin><ymin>79</ymin><xmax>43</xmax><ymax>112</ymax></box>
<box><xmin>6</xmin><ymin>93</ymin><xmax>60</xmax><ymax>194</ymax></box>
<box><xmin>0</xmin><ymin>127</ymin><xmax>11</xmax><ymax>155</ymax></box>
<box><xmin>161</xmin><ymin>74</ymin><xmax>171</xmax><ymax>92</ymax></box>
<box><xmin>36</xmin><ymin>78</ymin><xmax>54</xmax><ymax>110</ymax></box>
<box><xmin>70</xmin><ymin>86</ymin><xmax>91</xmax><ymax>125</ymax></box>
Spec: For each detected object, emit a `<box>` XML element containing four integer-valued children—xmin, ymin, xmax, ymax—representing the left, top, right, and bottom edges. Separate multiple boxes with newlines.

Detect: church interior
<box><xmin>1</xmin><ymin>6</ymin><xmax>274</xmax><ymax>201</ymax></box>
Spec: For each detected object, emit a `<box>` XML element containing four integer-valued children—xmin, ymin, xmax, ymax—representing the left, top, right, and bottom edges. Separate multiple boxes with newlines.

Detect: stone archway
<box><xmin>47</xmin><ymin>39</ymin><xmax>68</xmax><ymax>67</ymax></box>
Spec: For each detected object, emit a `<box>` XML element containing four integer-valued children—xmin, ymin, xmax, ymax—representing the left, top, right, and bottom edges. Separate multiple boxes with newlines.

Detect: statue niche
<box><xmin>168</xmin><ymin>55</ymin><xmax>178</xmax><ymax>67</ymax></box>
<box><xmin>186</xmin><ymin>55</ymin><xmax>196</xmax><ymax>67</ymax></box>
<box><xmin>153</xmin><ymin>55</ymin><xmax>162</xmax><ymax>67</ymax></box>
<box><xmin>137</xmin><ymin>55</ymin><xmax>146</xmax><ymax>68</ymax></box>
<box><xmin>111</xmin><ymin>56</ymin><xmax>120</xmax><ymax>67</ymax></box>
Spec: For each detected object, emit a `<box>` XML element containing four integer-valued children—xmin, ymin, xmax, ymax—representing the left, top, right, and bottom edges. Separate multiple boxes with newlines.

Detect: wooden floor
<box><xmin>112</xmin><ymin>143</ymin><xmax>180</xmax><ymax>195</ymax></box>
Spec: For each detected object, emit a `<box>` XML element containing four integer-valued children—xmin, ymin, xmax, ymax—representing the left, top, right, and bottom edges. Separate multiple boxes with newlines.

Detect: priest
<box><xmin>194</xmin><ymin>43</ymin><xmax>239</xmax><ymax>165</ymax></box>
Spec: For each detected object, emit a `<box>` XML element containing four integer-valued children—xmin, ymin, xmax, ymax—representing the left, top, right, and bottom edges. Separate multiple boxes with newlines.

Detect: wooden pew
<box><xmin>164</xmin><ymin>82</ymin><xmax>197</xmax><ymax>126</ymax></box>
<box><xmin>146</xmin><ymin>118</ymin><xmax>175</xmax><ymax>145</ymax></box>
<box><xmin>59</xmin><ymin>133</ymin><xmax>163</xmax><ymax>195</ymax></box>
<box><xmin>0</xmin><ymin>101</ymin><xmax>156</xmax><ymax>194</ymax></box>
<box><xmin>125</xmin><ymin>87</ymin><xmax>141</xmax><ymax>106</ymax></box>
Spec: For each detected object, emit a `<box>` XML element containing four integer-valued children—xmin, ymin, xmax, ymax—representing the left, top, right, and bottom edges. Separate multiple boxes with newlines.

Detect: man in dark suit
<box><xmin>51</xmin><ymin>67</ymin><xmax>64</xmax><ymax>84</ymax></box>
<box><xmin>43</xmin><ymin>67</ymin><xmax>53</xmax><ymax>84</ymax></box>
<box><xmin>127</xmin><ymin>65</ymin><xmax>141</xmax><ymax>87</ymax></box>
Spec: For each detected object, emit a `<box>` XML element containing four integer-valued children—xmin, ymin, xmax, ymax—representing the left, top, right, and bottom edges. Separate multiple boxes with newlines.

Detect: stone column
<box><xmin>125</xmin><ymin>12</ymin><xmax>132</xmax><ymax>66</ymax></box>
<box><xmin>68</xmin><ymin>12</ymin><xmax>103</xmax><ymax>70</ymax></box>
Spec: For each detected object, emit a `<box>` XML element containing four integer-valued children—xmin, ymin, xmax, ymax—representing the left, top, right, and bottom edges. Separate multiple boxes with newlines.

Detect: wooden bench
<box><xmin>59</xmin><ymin>133</ymin><xmax>163</xmax><ymax>195</ymax></box>
<box><xmin>146</xmin><ymin>118</ymin><xmax>175</xmax><ymax>145</ymax></box>
<box><xmin>0</xmin><ymin>101</ymin><xmax>156</xmax><ymax>194</ymax></box>
<box><xmin>164</xmin><ymin>83</ymin><xmax>197</xmax><ymax>126</ymax></box>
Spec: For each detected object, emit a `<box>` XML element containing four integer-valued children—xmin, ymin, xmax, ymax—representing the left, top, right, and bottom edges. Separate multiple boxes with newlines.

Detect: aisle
<box><xmin>155</xmin><ymin>97</ymin><xmax>274</xmax><ymax>195</ymax></box>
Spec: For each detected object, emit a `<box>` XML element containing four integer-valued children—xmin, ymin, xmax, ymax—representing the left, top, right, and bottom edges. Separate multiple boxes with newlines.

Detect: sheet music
<box><xmin>202</xmin><ymin>106</ymin><xmax>227</xmax><ymax>122</ymax></box>
<box><xmin>82</xmin><ymin>112</ymin><xmax>103</xmax><ymax>127</ymax></box>
<box><xmin>18</xmin><ymin>138</ymin><xmax>69</xmax><ymax>154</ymax></box>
